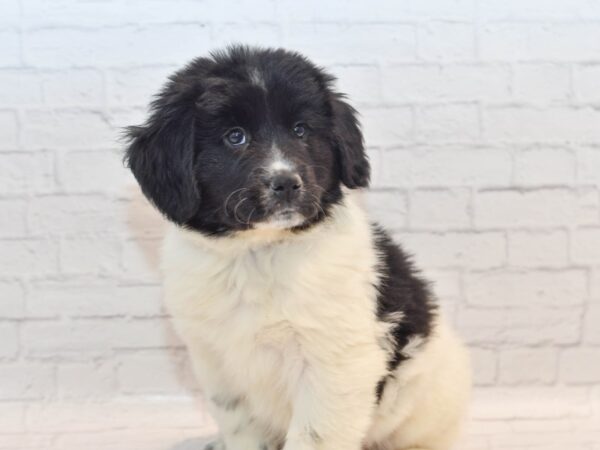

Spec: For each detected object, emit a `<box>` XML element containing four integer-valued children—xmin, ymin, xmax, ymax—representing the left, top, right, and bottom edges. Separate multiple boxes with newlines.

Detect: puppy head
<box><xmin>124</xmin><ymin>45</ymin><xmax>369</xmax><ymax>236</ymax></box>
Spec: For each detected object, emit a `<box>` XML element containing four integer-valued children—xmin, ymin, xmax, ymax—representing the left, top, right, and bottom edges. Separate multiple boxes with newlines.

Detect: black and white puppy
<box><xmin>125</xmin><ymin>46</ymin><xmax>471</xmax><ymax>450</ymax></box>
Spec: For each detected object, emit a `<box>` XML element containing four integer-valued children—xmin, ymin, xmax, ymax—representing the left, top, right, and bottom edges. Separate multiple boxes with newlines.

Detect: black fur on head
<box><xmin>124</xmin><ymin>45</ymin><xmax>370</xmax><ymax>236</ymax></box>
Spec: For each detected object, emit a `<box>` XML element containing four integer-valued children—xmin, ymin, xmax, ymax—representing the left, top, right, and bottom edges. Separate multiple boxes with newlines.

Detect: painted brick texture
<box><xmin>1</xmin><ymin>0</ymin><xmax>599</xmax><ymax>448</ymax></box>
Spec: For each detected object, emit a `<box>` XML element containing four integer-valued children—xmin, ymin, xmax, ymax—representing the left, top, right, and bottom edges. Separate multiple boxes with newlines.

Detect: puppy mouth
<box><xmin>256</xmin><ymin>207</ymin><xmax>307</xmax><ymax>230</ymax></box>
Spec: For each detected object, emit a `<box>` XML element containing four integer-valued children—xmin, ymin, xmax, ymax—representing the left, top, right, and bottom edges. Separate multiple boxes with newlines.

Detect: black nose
<box><xmin>269</xmin><ymin>172</ymin><xmax>303</xmax><ymax>201</ymax></box>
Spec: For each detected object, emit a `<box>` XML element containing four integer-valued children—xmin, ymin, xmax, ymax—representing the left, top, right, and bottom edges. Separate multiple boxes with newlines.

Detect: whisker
<box><xmin>246</xmin><ymin>207</ymin><xmax>256</xmax><ymax>226</ymax></box>
<box><xmin>304</xmin><ymin>191</ymin><xmax>326</xmax><ymax>217</ymax></box>
<box><xmin>223</xmin><ymin>188</ymin><xmax>248</xmax><ymax>216</ymax></box>
<box><xmin>304</xmin><ymin>183</ymin><xmax>327</xmax><ymax>194</ymax></box>
<box><xmin>233</xmin><ymin>197</ymin><xmax>248</xmax><ymax>225</ymax></box>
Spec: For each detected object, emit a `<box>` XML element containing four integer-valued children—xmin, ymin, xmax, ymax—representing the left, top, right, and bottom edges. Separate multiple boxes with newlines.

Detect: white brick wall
<box><xmin>1</xmin><ymin>0</ymin><xmax>600</xmax><ymax>447</ymax></box>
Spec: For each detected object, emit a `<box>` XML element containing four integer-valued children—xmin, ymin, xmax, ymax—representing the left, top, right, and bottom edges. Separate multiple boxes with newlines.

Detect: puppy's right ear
<box><xmin>124</xmin><ymin>86</ymin><xmax>200</xmax><ymax>225</ymax></box>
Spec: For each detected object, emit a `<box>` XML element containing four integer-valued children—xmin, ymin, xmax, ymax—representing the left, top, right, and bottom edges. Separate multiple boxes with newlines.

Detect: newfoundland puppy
<box><xmin>125</xmin><ymin>46</ymin><xmax>470</xmax><ymax>450</ymax></box>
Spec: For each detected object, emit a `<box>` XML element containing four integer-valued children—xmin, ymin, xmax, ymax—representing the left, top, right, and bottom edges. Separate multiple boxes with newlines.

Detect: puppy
<box><xmin>125</xmin><ymin>46</ymin><xmax>471</xmax><ymax>450</ymax></box>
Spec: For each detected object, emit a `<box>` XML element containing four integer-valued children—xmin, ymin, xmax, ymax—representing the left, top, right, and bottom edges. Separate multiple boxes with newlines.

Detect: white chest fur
<box><xmin>161</xmin><ymin>196</ymin><xmax>388</xmax><ymax>431</ymax></box>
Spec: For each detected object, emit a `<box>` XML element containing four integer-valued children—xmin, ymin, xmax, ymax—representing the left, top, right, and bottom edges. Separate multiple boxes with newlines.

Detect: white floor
<box><xmin>1</xmin><ymin>393</ymin><xmax>599</xmax><ymax>450</ymax></box>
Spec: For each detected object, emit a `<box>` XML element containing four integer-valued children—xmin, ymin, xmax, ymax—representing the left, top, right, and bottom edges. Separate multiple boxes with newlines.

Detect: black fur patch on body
<box><xmin>372</xmin><ymin>225</ymin><xmax>436</xmax><ymax>400</ymax></box>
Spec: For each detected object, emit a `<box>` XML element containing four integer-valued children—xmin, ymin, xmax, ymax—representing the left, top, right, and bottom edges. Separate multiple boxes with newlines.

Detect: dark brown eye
<box><xmin>225</xmin><ymin>128</ymin><xmax>247</xmax><ymax>146</ymax></box>
<box><xmin>293</xmin><ymin>123</ymin><xmax>306</xmax><ymax>138</ymax></box>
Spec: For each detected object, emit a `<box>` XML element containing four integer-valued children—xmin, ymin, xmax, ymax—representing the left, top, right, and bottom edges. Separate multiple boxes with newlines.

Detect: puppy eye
<box><xmin>293</xmin><ymin>123</ymin><xmax>306</xmax><ymax>138</ymax></box>
<box><xmin>225</xmin><ymin>128</ymin><xmax>247</xmax><ymax>146</ymax></box>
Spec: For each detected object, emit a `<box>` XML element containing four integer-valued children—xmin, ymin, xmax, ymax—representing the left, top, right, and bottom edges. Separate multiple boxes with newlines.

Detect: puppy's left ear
<box><xmin>330</xmin><ymin>95</ymin><xmax>370</xmax><ymax>189</ymax></box>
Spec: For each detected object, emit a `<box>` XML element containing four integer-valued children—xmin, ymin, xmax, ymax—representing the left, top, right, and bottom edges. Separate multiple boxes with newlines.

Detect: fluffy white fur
<box><xmin>161</xmin><ymin>192</ymin><xmax>471</xmax><ymax>450</ymax></box>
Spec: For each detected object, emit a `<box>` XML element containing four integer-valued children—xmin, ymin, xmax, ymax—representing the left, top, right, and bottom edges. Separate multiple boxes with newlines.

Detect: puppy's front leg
<box><xmin>283</xmin><ymin>350</ymin><xmax>385</xmax><ymax>450</ymax></box>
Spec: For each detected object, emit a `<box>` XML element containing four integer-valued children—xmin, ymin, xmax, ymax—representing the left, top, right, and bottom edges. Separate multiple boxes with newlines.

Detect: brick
<box><xmin>572</xmin><ymin>228</ymin><xmax>600</xmax><ymax>263</ymax></box>
<box><xmin>0</xmin><ymin>0</ymin><xmax>19</xmax><ymax>26</ymax></box>
<box><xmin>286</xmin><ymin>24</ymin><xmax>417</xmax><ymax>64</ymax></box>
<box><xmin>0</xmin><ymin>30</ymin><xmax>20</xmax><ymax>67</ymax></box>
<box><xmin>59</xmin><ymin>235</ymin><xmax>121</xmax><ymax>275</ymax></box>
<box><xmin>21</xmin><ymin>0</ymin><xmax>275</xmax><ymax>26</ymax></box>
<box><xmin>0</xmin><ymin>199</ymin><xmax>28</xmax><ymax>238</ymax></box>
<box><xmin>109</xmin><ymin>318</ymin><xmax>173</xmax><ymax>349</ymax></box>
<box><xmin>509</xmin><ymin>418</ymin><xmax>575</xmax><ymax>433</ymax></box>
<box><xmin>560</xmin><ymin>348</ymin><xmax>600</xmax><ymax>384</ymax></box>
<box><xmin>575</xmin><ymin>64</ymin><xmax>600</xmax><ymax>103</ymax></box>
<box><xmin>583</xmin><ymin>304</ymin><xmax>600</xmax><ymax>345</ymax></box>
<box><xmin>416</xmin><ymin>104</ymin><xmax>480</xmax><ymax>141</ymax></box>
<box><xmin>41</xmin><ymin>69</ymin><xmax>104</xmax><ymax>106</ymax></box>
<box><xmin>211</xmin><ymin>23</ymin><xmax>281</xmax><ymax>49</ymax></box>
<box><xmin>457</xmin><ymin>307</ymin><xmax>582</xmax><ymax>345</ymax></box>
<box><xmin>0</xmin><ymin>110</ymin><xmax>18</xmax><ymax>149</ymax></box>
<box><xmin>465</xmin><ymin>269</ymin><xmax>586</xmax><ymax>307</ymax></box>
<box><xmin>513</xmin><ymin>64</ymin><xmax>571</xmax><ymax>102</ymax></box>
<box><xmin>475</xmin><ymin>189</ymin><xmax>596</xmax><ymax>228</ymax></box>
<box><xmin>410</xmin><ymin>188</ymin><xmax>471</xmax><ymax>229</ymax></box>
<box><xmin>485</xmin><ymin>106</ymin><xmax>600</xmax><ymax>142</ymax></box>
<box><xmin>383</xmin><ymin>64</ymin><xmax>510</xmax><ymax>102</ymax></box>
<box><xmin>21</xmin><ymin>320</ymin><xmax>112</xmax><ymax>358</ymax></box>
<box><xmin>116</xmin><ymin>350</ymin><xmax>191</xmax><ymax>395</ymax></box>
<box><xmin>0</xmin><ymin>69</ymin><xmax>43</xmax><ymax>105</ymax></box>
<box><xmin>192</xmin><ymin>0</ymin><xmax>277</xmax><ymax>22</ymax></box>
<box><xmin>479</xmin><ymin>0</ymin><xmax>600</xmax><ymax>19</ymax></box>
<box><xmin>23</xmin><ymin>24</ymin><xmax>211</xmax><ymax>68</ymax></box>
<box><xmin>366</xmin><ymin>147</ymin><xmax>383</xmax><ymax>187</ymax></box>
<box><xmin>57</xmin><ymin>362</ymin><xmax>115</xmax><ymax>398</ymax></box>
<box><xmin>0</xmin><ymin>280</ymin><xmax>25</xmax><ymax>319</ymax></box>
<box><xmin>115</xmin><ymin>284</ymin><xmax>165</xmax><ymax>317</ymax></box>
<box><xmin>22</xmin><ymin>109</ymin><xmax>114</xmax><ymax>149</ymax></box>
<box><xmin>514</xmin><ymin>148</ymin><xmax>575</xmax><ymax>185</ymax></box>
<box><xmin>382</xmin><ymin>147</ymin><xmax>511</xmax><ymax>188</ymax></box>
<box><xmin>592</xmin><ymin>269</ymin><xmax>600</xmax><ymax>300</ymax></box>
<box><xmin>471</xmin><ymin>348</ymin><xmax>497</xmax><ymax>386</ymax></box>
<box><xmin>0</xmin><ymin>363</ymin><xmax>54</xmax><ymax>399</ymax></box>
<box><xmin>27</xmin><ymin>278</ymin><xmax>117</xmax><ymax>318</ymax></box>
<box><xmin>333</xmin><ymin>66</ymin><xmax>381</xmax><ymax>104</ymax></box>
<box><xmin>0</xmin><ymin>239</ymin><xmax>58</xmax><ymax>276</ymax></box>
<box><xmin>394</xmin><ymin>231</ymin><xmax>506</xmax><ymax>269</ymax></box>
<box><xmin>58</xmin><ymin>150</ymin><xmax>133</xmax><ymax>194</ymax></box>
<box><xmin>365</xmin><ymin>190</ymin><xmax>408</xmax><ymax>230</ymax></box>
<box><xmin>0</xmin><ymin>434</ymin><xmax>52</xmax><ymax>448</ymax></box>
<box><xmin>417</xmin><ymin>23</ymin><xmax>476</xmax><ymax>61</ymax></box>
<box><xmin>472</xmin><ymin>387</ymin><xmax>592</xmax><ymax>420</ymax></box>
<box><xmin>407</xmin><ymin>0</ymin><xmax>476</xmax><ymax>19</ymax></box>
<box><xmin>481</xmin><ymin>23</ymin><xmax>600</xmax><ymax>61</ymax></box>
<box><xmin>107</xmin><ymin>66</ymin><xmax>175</xmax><ymax>106</ymax></box>
<box><xmin>0</xmin><ymin>403</ymin><xmax>26</xmax><ymax>433</ymax></box>
<box><xmin>361</xmin><ymin>107</ymin><xmax>414</xmax><ymax>146</ymax></box>
<box><xmin>276</xmin><ymin>0</ymin><xmax>409</xmax><ymax>22</ymax></box>
<box><xmin>577</xmin><ymin>188</ymin><xmax>600</xmax><ymax>225</ymax></box>
<box><xmin>423</xmin><ymin>269</ymin><xmax>462</xmax><ymax>299</ymax></box>
<box><xmin>578</xmin><ymin>147</ymin><xmax>600</xmax><ymax>184</ymax></box>
<box><xmin>499</xmin><ymin>349</ymin><xmax>558</xmax><ymax>385</ymax></box>
<box><xmin>22</xmin><ymin>318</ymin><xmax>171</xmax><ymax>359</ymax></box>
<box><xmin>507</xmin><ymin>230</ymin><xmax>568</xmax><ymax>267</ymax></box>
<box><xmin>0</xmin><ymin>323</ymin><xmax>18</xmax><ymax>358</ymax></box>
<box><xmin>27</xmin><ymin>278</ymin><xmax>164</xmax><ymax>318</ymax></box>
<box><xmin>28</xmin><ymin>195</ymin><xmax>118</xmax><ymax>235</ymax></box>
<box><xmin>0</xmin><ymin>152</ymin><xmax>54</xmax><ymax>194</ymax></box>
<box><xmin>121</xmin><ymin>192</ymin><xmax>167</xmax><ymax>239</ymax></box>
<box><xmin>25</xmin><ymin>402</ymin><xmax>116</xmax><ymax>433</ymax></box>
<box><xmin>121</xmin><ymin>239</ymin><xmax>162</xmax><ymax>283</ymax></box>
<box><xmin>106</xmin><ymin>107</ymin><xmax>147</xmax><ymax>131</ymax></box>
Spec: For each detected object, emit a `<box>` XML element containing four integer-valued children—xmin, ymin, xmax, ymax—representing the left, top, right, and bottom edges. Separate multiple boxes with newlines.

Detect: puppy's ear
<box><xmin>330</xmin><ymin>95</ymin><xmax>370</xmax><ymax>189</ymax></box>
<box><xmin>124</xmin><ymin>87</ymin><xmax>200</xmax><ymax>225</ymax></box>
